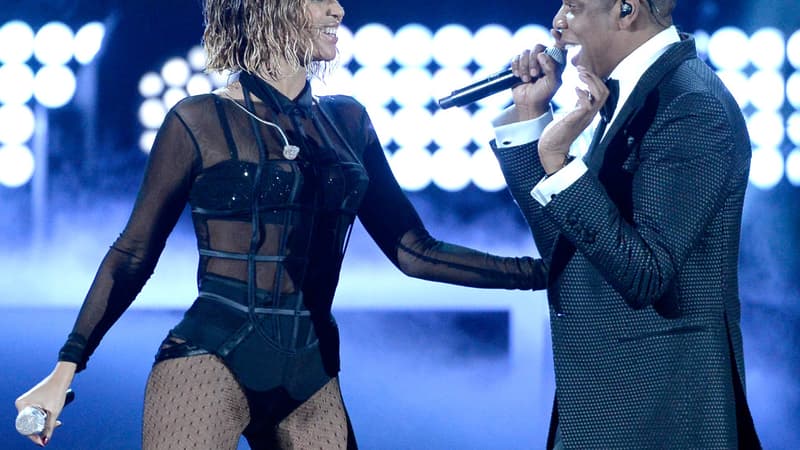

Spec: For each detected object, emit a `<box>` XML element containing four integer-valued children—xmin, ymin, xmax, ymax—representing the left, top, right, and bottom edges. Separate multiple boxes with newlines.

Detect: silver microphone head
<box><xmin>15</xmin><ymin>406</ymin><xmax>47</xmax><ymax>436</ymax></box>
<box><xmin>544</xmin><ymin>46</ymin><xmax>567</xmax><ymax>67</ymax></box>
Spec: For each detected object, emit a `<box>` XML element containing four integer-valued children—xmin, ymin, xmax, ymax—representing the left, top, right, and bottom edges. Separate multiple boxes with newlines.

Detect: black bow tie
<box><xmin>600</xmin><ymin>78</ymin><xmax>620</xmax><ymax>124</ymax></box>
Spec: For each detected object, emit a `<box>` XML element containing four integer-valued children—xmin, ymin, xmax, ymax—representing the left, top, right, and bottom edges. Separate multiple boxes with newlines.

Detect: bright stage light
<box><xmin>311</xmin><ymin>68</ymin><xmax>354</xmax><ymax>96</ymax></box>
<box><xmin>163</xmin><ymin>88</ymin><xmax>188</xmax><ymax>109</ymax></box>
<box><xmin>708</xmin><ymin>27</ymin><xmax>750</xmax><ymax>71</ymax></box>
<box><xmin>74</xmin><ymin>22</ymin><xmax>105</xmax><ymax>65</ymax></box>
<box><xmin>0</xmin><ymin>144</ymin><xmax>35</xmax><ymax>188</ymax></box>
<box><xmin>431</xmin><ymin>147</ymin><xmax>472</xmax><ymax>192</ymax></box>
<box><xmin>787</xmin><ymin>112</ymin><xmax>800</xmax><ymax>146</ymax></box>
<box><xmin>787</xmin><ymin>72</ymin><xmax>800</xmax><ymax>110</ymax></box>
<box><xmin>161</xmin><ymin>57</ymin><xmax>191</xmax><ymax>88</ymax></box>
<box><xmin>351</xmin><ymin>67</ymin><xmax>393</xmax><ymax>109</ymax></box>
<box><xmin>749</xmin><ymin>28</ymin><xmax>785</xmax><ymax>71</ymax></box>
<box><xmin>139</xmin><ymin>72</ymin><xmax>165</xmax><ymax>98</ymax></box>
<box><xmin>473</xmin><ymin>25</ymin><xmax>513</xmax><ymax>70</ymax></box>
<box><xmin>187</xmin><ymin>46</ymin><xmax>206</xmax><ymax>71</ymax></box>
<box><xmin>186</xmin><ymin>74</ymin><xmax>213</xmax><ymax>96</ymax></box>
<box><xmin>787</xmin><ymin>29</ymin><xmax>800</xmax><ymax>69</ymax></box>
<box><xmin>139</xmin><ymin>130</ymin><xmax>158</xmax><ymax>153</ymax></box>
<box><xmin>786</xmin><ymin>149</ymin><xmax>800</xmax><ymax>186</ymax></box>
<box><xmin>139</xmin><ymin>99</ymin><xmax>167</xmax><ymax>130</ymax></box>
<box><xmin>389</xmin><ymin>147</ymin><xmax>432</xmax><ymax>191</ymax></box>
<box><xmin>512</xmin><ymin>25</ymin><xmax>552</xmax><ymax>55</ymax></box>
<box><xmin>747</xmin><ymin>111</ymin><xmax>785</xmax><ymax>149</ymax></box>
<box><xmin>33</xmin><ymin>22</ymin><xmax>74</xmax><ymax>66</ymax></box>
<box><xmin>0</xmin><ymin>21</ymin><xmax>35</xmax><ymax>64</ymax></box>
<box><xmin>391</xmin><ymin>67</ymin><xmax>433</xmax><ymax>108</ymax></box>
<box><xmin>431</xmin><ymin>108</ymin><xmax>473</xmax><ymax>149</ymax></box>
<box><xmin>432</xmin><ymin>67</ymin><xmax>472</xmax><ymax>104</ymax></box>
<box><xmin>365</xmin><ymin>105</ymin><xmax>393</xmax><ymax>147</ymax></box>
<box><xmin>0</xmin><ymin>104</ymin><xmax>36</xmax><ymax>145</ymax></box>
<box><xmin>748</xmin><ymin>70</ymin><xmax>784</xmax><ymax>111</ymax></box>
<box><xmin>352</xmin><ymin>24</ymin><xmax>393</xmax><ymax>68</ymax></box>
<box><xmin>0</xmin><ymin>63</ymin><xmax>35</xmax><ymax>105</ymax></box>
<box><xmin>749</xmin><ymin>147</ymin><xmax>784</xmax><ymax>190</ymax></box>
<box><xmin>391</xmin><ymin>107</ymin><xmax>434</xmax><ymax>149</ymax></box>
<box><xmin>393</xmin><ymin>24</ymin><xmax>432</xmax><ymax>68</ymax></box>
<box><xmin>33</xmin><ymin>65</ymin><xmax>77</xmax><ymax>108</ymax></box>
<box><xmin>432</xmin><ymin>25</ymin><xmax>473</xmax><ymax>68</ymax></box>
<box><xmin>470</xmin><ymin>146</ymin><xmax>506</xmax><ymax>192</ymax></box>
<box><xmin>716</xmin><ymin>70</ymin><xmax>750</xmax><ymax>109</ymax></box>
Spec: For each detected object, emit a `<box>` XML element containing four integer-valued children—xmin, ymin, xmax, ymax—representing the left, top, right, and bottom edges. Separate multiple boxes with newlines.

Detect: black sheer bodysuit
<box><xmin>58</xmin><ymin>72</ymin><xmax>546</xmax><ymax>427</ymax></box>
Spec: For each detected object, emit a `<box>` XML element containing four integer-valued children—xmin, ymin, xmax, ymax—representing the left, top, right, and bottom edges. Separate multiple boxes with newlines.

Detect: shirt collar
<box><xmin>607</xmin><ymin>26</ymin><xmax>680</xmax><ymax>122</ymax></box>
<box><xmin>238</xmin><ymin>71</ymin><xmax>315</xmax><ymax>118</ymax></box>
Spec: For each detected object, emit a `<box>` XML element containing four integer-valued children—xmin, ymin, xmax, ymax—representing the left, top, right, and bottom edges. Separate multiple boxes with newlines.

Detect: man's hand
<box><xmin>508</xmin><ymin>30</ymin><xmax>566</xmax><ymax>122</ymax></box>
<box><xmin>538</xmin><ymin>66</ymin><xmax>610</xmax><ymax>175</ymax></box>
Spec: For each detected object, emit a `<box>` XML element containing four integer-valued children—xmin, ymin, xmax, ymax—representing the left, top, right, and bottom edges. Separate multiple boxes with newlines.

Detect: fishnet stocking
<box><xmin>271</xmin><ymin>378</ymin><xmax>354</xmax><ymax>450</ymax></box>
<box><xmin>142</xmin><ymin>354</ymin><xmax>249</xmax><ymax>450</ymax></box>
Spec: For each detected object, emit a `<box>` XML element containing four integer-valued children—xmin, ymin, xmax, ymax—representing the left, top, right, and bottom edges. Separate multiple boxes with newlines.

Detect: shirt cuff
<box><xmin>531</xmin><ymin>157</ymin><xmax>588</xmax><ymax>206</ymax></box>
<box><xmin>493</xmin><ymin>107</ymin><xmax>553</xmax><ymax>148</ymax></box>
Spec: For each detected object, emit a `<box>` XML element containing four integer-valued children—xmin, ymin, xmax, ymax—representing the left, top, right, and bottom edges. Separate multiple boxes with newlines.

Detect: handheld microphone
<box><xmin>437</xmin><ymin>46</ymin><xmax>566</xmax><ymax>109</ymax></box>
<box><xmin>15</xmin><ymin>389</ymin><xmax>75</xmax><ymax>436</ymax></box>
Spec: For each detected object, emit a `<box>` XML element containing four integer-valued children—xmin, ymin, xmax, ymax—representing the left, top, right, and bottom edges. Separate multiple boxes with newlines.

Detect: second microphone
<box><xmin>437</xmin><ymin>46</ymin><xmax>566</xmax><ymax>109</ymax></box>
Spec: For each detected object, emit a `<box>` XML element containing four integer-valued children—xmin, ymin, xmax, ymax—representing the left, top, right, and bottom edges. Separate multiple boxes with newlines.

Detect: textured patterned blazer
<box><xmin>492</xmin><ymin>37</ymin><xmax>761</xmax><ymax>449</ymax></box>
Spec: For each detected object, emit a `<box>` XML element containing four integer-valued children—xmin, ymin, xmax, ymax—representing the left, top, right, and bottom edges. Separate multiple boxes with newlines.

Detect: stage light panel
<box><xmin>787</xmin><ymin>112</ymin><xmax>800</xmax><ymax>146</ymax></box>
<box><xmin>33</xmin><ymin>22</ymin><xmax>74</xmax><ymax>66</ymax></box>
<box><xmin>391</xmin><ymin>67</ymin><xmax>434</xmax><ymax>108</ymax></box>
<box><xmin>351</xmin><ymin>67</ymin><xmax>393</xmax><ymax>109</ymax></box>
<box><xmin>748</xmin><ymin>70</ymin><xmax>784</xmax><ymax>111</ymax></box>
<box><xmin>747</xmin><ymin>111</ymin><xmax>785</xmax><ymax>148</ymax></box>
<box><xmin>473</xmin><ymin>25</ymin><xmax>513</xmax><ymax>70</ymax></box>
<box><xmin>0</xmin><ymin>144</ymin><xmax>35</xmax><ymax>188</ymax></box>
<box><xmin>708</xmin><ymin>27</ymin><xmax>750</xmax><ymax>71</ymax></box>
<box><xmin>786</xmin><ymin>148</ymin><xmax>800</xmax><ymax>186</ymax></box>
<box><xmin>716</xmin><ymin>70</ymin><xmax>750</xmax><ymax>109</ymax></box>
<box><xmin>787</xmin><ymin>29</ymin><xmax>800</xmax><ymax>69</ymax></box>
<box><xmin>163</xmin><ymin>87</ymin><xmax>188</xmax><ymax>110</ymax></box>
<box><xmin>352</xmin><ymin>23</ymin><xmax>393</xmax><ymax>68</ymax></box>
<box><xmin>0</xmin><ymin>104</ymin><xmax>35</xmax><ymax>145</ymax></box>
<box><xmin>432</xmin><ymin>24</ymin><xmax>473</xmax><ymax>68</ymax></box>
<box><xmin>139</xmin><ymin>130</ymin><xmax>158</xmax><ymax>153</ymax></box>
<box><xmin>431</xmin><ymin>107</ymin><xmax>473</xmax><ymax>149</ymax></box>
<box><xmin>431</xmin><ymin>147</ymin><xmax>472</xmax><ymax>191</ymax></box>
<box><xmin>393</xmin><ymin>24</ymin><xmax>433</xmax><ymax>68</ymax></box>
<box><xmin>787</xmin><ymin>72</ymin><xmax>800</xmax><ymax>109</ymax></box>
<box><xmin>186</xmin><ymin>74</ymin><xmax>213</xmax><ymax>96</ymax></box>
<box><xmin>512</xmin><ymin>25</ymin><xmax>552</xmax><ymax>55</ymax></box>
<box><xmin>749</xmin><ymin>147</ymin><xmax>784</xmax><ymax>190</ymax></box>
<box><xmin>138</xmin><ymin>98</ymin><xmax>167</xmax><ymax>130</ymax></box>
<box><xmin>33</xmin><ymin>65</ymin><xmax>76</xmax><ymax>108</ymax></box>
<box><xmin>749</xmin><ymin>28</ymin><xmax>785</xmax><ymax>71</ymax></box>
<box><xmin>187</xmin><ymin>45</ymin><xmax>206</xmax><ymax>71</ymax></box>
<box><xmin>0</xmin><ymin>21</ymin><xmax>35</xmax><ymax>64</ymax></box>
<box><xmin>391</xmin><ymin>106</ymin><xmax>434</xmax><ymax>149</ymax></box>
<box><xmin>470</xmin><ymin>146</ymin><xmax>506</xmax><ymax>192</ymax></box>
<box><xmin>73</xmin><ymin>22</ymin><xmax>105</xmax><ymax>65</ymax></box>
<box><xmin>161</xmin><ymin>57</ymin><xmax>191</xmax><ymax>88</ymax></box>
<box><xmin>0</xmin><ymin>63</ymin><xmax>35</xmax><ymax>105</ymax></box>
<box><xmin>138</xmin><ymin>72</ymin><xmax>164</xmax><ymax>98</ymax></box>
<box><xmin>388</xmin><ymin>146</ymin><xmax>432</xmax><ymax>191</ymax></box>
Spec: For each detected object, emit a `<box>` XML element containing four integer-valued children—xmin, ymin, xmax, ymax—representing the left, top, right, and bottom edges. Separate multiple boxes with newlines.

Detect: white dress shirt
<box><xmin>493</xmin><ymin>26</ymin><xmax>681</xmax><ymax>206</ymax></box>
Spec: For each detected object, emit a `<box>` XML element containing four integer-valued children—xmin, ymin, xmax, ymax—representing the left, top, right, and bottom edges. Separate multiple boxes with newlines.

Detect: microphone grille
<box><xmin>15</xmin><ymin>406</ymin><xmax>47</xmax><ymax>436</ymax></box>
<box><xmin>544</xmin><ymin>46</ymin><xmax>567</xmax><ymax>67</ymax></box>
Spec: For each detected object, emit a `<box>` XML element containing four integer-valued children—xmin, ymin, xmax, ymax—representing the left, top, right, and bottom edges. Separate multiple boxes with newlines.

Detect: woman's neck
<box><xmin>255</xmin><ymin>68</ymin><xmax>308</xmax><ymax>100</ymax></box>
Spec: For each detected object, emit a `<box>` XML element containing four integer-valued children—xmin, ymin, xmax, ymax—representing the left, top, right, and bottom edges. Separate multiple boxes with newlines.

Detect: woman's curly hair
<box><xmin>203</xmin><ymin>0</ymin><xmax>324</xmax><ymax>78</ymax></box>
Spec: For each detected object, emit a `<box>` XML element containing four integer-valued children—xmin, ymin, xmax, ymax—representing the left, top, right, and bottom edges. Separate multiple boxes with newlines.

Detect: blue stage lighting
<box><xmin>787</xmin><ymin>72</ymin><xmax>800</xmax><ymax>110</ymax></box>
<box><xmin>786</xmin><ymin>149</ymin><xmax>800</xmax><ymax>186</ymax></box>
<box><xmin>749</xmin><ymin>70</ymin><xmax>785</xmax><ymax>111</ymax></box>
<box><xmin>352</xmin><ymin>67</ymin><xmax>393</xmax><ymax>108</ymax></box>
<box><xmin>0</xmin><ymin>104</ymin><xmax>35</xmax><ymax>145</ymax></box>
<box><xmin>353</xmin><ymin>24</ymin><xmax>394</xmax><ymax>68</ymax></box>
<box><xmin>749</xmin><ymin>147</ymin><xmax>785</xmax><ymax>190</ymax></box>
<box><xmin>473</xmin><ymin>25</ymin><xmax>513</xmax><ymax>70</ymax></box>
<box><xmin>33</xmin><ymin>65</ymin><xmax>76</xmax><ymax>108</ymax></box>
<box><xmin>431</xmin><ymin>147</ymin><xmax>472</xmax><ymax>192</ymax></box>
<box><xmin>787</xmin><ymin>29</ymin><xmax>800</xmax><ymax>69</ymax></box>
<box><xmin>138</xmin><ymin>98</ymin><xmax>167</xmax><ymax>131</ymax></box>
<box><xmin>393</xmin><ymin>24</ymin><xmax>433</xmax><ymax>68</ymax></box>
<box><xmin>389</xmin><ymin>147</ymin><xmax>432</xmax><ymax>191</ymax></box>
<box><xmin>161</xmin><ymin>57</ymin><xmax>191</xmax><ymax>88</ymax></box>
<box><xmin>33</xmin><ymin>22</ymin><xmax>74</xmax><ymax>66</ymax></box>
<box><xmin>432</xmin><ymin>108</ymin><xmax>473</xmax><ymax>149</ymax></box>
<box><xmin>73</xmin><ymin>22</ymin><xmax>105</xmax><ymax>65</ymax></box>
<box><xmin>0</xmin><ymin>21</ymin><xmax>35</xmax><ymax>64</ymax></box>
<box><xmin>0</xmin><ymin>63</ymin><xmax>35</xmax><ymax>105</ymax></box>
<box><xmin>392</xmin><ymin>106</ymin><xmax>434</xmax><ymax>149</ymax></box>
<box><xmin>708</xmin><ymin>27</ymin><xmax>750</xmax><ymax>71</ymax></box>
<box><xmin>392</xmin><ymin>67</ymin><xmax>434</xmax><ymax>107</ymax></box>
<box><xmin>432</xmin><ymin>25</ymin><xmax>473</xmax><ymax>68</ymax></box>
<box><xmin>0</xmin><ymin>144</ymin><xmax>35</xmax><ymax>188</ymax></box>
<box><xmin>749</xmin><ymin>28</ymin><xmax>785</xmax><ymax>71</ymax></box>
<box><xmin>138</xmin><ymin>72</ymin><xmax>165</xmax><ymax>98</ymax></box>
<box><xmin>470</xmin><ymin>146</ymin><xmax>506</xmax><ymax>192</ymax></box>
